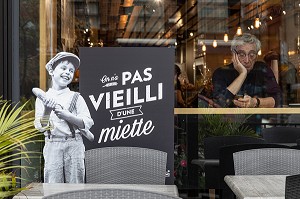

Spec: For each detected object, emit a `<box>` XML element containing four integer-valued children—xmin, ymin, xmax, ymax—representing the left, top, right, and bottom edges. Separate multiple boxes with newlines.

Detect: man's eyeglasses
<box><xmin>234</xmin><ymin>50</ymin><xmax>257</xmax><ymax>60</ymax></box>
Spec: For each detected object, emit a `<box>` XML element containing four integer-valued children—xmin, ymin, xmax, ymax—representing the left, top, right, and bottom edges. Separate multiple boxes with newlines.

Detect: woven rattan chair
<box><xmin>219</xmin><ymin>143</ymin><xmax>290</xmax><ymax>199</ymax></box>
<box><xmin>85</xmin><ymin>147</ymin><xmax>167</xmax><ymax>184</ymax></box>
<box><xmin>233</xmin><ymin>148</ymin><xmax>300</xmax><ymax>175</ymax></box>
<box><xmin>202</xmin><ymin>136</ymin><xmax>265</xmax><ymax>189</ymax></box>
<box><xmin>42</xmin><ymin>188</ymin><xmax>182</xmax><ymax>199</ymax></box>
<box><xmin>285</xmin><ymin>174</ymin><xmax>300</xmax><ymax>199</ymax></box>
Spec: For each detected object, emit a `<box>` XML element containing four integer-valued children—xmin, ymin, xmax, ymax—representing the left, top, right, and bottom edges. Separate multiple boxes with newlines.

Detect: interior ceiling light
<box><xmin>254</xmin><ymin>0</ymin><xmax>260</xmax><ymax>28</ymax></box>
<box><xmin>236</xmin><ymin>11</ymin><xmax>242</xmax><ymax>35</ymax></box>
<box><xmin>202</xmin><ymin>44</ymin><xmax>206</xmax><ymax>52</ymax></box>
<box><xmin>258</xmin><ymin>50</ymin><xmax>262</xmax><ymax>55</ymax></box>
<box><xmin>254</xmin><ymin>16</ymin><xmax>260</xmax><ymax>28</ymax></box>
<box><xmin>213</xmin><ymin>37</ymin><xmax>217</xmax><ymax>48</ymax></box>
<box><xmin>236</xmin><ymin>26</ymin><xmax>242</xmax><ymax>35</ymax></box>
<box><xmin>224</xmin><ymin>33</ymin><xmax>228</xmax><ymax>42</ymax></box>
<box><xmin>123</xmin><ymin>0</ymin><xmax>133</xmax><ymax>7</ymax></box>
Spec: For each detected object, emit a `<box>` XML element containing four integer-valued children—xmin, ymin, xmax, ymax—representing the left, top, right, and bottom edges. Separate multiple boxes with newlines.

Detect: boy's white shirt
<box><xmin>34</xmin><ymin>87</ymin><xmax>94</xmax><ymax>136</ymax></box>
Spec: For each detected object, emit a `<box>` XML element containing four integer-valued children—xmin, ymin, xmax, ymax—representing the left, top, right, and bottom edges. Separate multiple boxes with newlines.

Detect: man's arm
<box><xmin>212</xmin><ymin>68</ymin><xmax>236</xmax><ymax>107</ymax></box>
<box><xmin>227</xmin><ymin>53</ymin><xmax>248</xmax><ymax>95</ymax></box>
<box><xmin>257</xmin><ymin>97</ymin><xmax>275</xmax><ymax>107</ymax></box>
<box><xmin>233</xmin><ymin>96</ymin><xmax>275</xmax><ymax>108</ymax></box>
<box><xmin>227</xmin><ymin>72</ymin><xmax>247</xmax><ymax>95</ymax></box>
<box><xmin>233</xmin><ymin>64</ymin><xmax>280</xmax><ymax>108</ymax></box>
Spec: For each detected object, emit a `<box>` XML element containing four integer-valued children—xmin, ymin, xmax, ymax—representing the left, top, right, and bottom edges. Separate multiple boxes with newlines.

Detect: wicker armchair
<box><xmin>219</xmin><ymin>143</ymin><xmax>291</xmax><ymax>199</ymax></box>
<box><xmin>202</xmin><ymin>136</ymin><xmax>265</xmax><ymax>189</ymax></box>
<box><xmin>85</xmin><ymin>147</ymin><xmax>167</xmax><ymax>184</ymax></box>
<box><xmin>233</xmin><ymin>148</ymin><xmax>300</xmax><ymax>175</ymax></box>
<box><xmin>42</xmin><ymin>188</ymin><xmax>182</xmax><ymax>199</ymax></box>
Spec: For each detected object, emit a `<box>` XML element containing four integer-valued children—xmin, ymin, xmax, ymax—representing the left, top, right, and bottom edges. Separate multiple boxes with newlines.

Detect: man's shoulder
<box><xmin>253</xmin><ymin>61</ymin><xmax>272</xmax><ymax>74</ymax></box>
<box><xmin>254</xmin><ymin>61</ymin><xmax>268</xmax><ymax>68</ymax></box>
<box><xmin>214</xmin><ymin>64</ymin><xmax>234</xmax><ymax>73</ymax></box>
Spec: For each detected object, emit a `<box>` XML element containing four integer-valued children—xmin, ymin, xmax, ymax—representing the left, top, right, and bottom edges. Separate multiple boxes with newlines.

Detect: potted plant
<box><xmin>0</xmin><ymin>97</ymin><xmax>42</xmax><ymax>198</ymax></box>
<box><xmin>199</xmin><ymin>114</ymin><xmax>258</xmax><ymax>139</ymax></box>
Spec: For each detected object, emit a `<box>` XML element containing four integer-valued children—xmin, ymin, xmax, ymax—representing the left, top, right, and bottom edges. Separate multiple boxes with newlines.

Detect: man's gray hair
<box><xmin>231</xmin><ymin>33</ymin><xmax>261</xmax><ymax>52</ymax></box>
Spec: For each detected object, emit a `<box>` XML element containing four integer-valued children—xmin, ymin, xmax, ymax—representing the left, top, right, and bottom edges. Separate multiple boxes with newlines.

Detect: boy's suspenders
<box><xmin>67</xmin><ymin>92</ymin><xmax>80</xmax><ymax>138</ymax></box>
<box><xmin>47</xmin><ymin>92</ymin><xmax>80</xmax><ymax>139</ymax></box>
<box><xmin>46</xmin><ymin>92</ymin><xmax>80</xmax><ymax>139</ymax></box>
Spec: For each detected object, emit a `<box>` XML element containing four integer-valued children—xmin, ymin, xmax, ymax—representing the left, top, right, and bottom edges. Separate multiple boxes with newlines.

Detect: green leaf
<box><xmin>0</xmin><ymin>97</ymin><xmax>44</xmax><ymax>198</ymax></box>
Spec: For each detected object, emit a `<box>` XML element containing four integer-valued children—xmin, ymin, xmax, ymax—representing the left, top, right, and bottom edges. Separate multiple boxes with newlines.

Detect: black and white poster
<box><xmin>79</xmin><ymin>47</ymin><xmax>174</xmax><ymax>184</ymax></box>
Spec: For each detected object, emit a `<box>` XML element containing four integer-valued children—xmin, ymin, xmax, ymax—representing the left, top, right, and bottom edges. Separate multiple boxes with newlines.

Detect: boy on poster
<box><xmin>33</xmin><ymin>52</ymin><xmax>94</xmax><ymax>183</ymax></box>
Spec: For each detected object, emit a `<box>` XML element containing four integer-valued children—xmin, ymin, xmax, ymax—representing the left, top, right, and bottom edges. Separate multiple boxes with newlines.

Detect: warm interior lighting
<box><xmin>213</xmin><ymin>39</ymin><xmax>217</xmax><ymax>48</ymax></box>
<box><xmin>288</xmin><ymin>51</ymin><xmax>296</xmax><ymax>55</ymax></box>
<box><xmin>119</xmin><ymin>15</ymin><xmax>128</xmax><ymax>29</ymax></box>
<box><xmin>189</xmin><ymin>32</ymin><xmax>194</xmax><ymax>37</ymax></box>
<box><xmin>224</xmin><ymin>33</ymin><xmax>228</xmax><ymax>42</ymax></box>
<box><xmin>236</xmin><ymin>26</ymin><xmax>242</xmax><ymax>35</ymax></box>
<box><xmin>254</xmin><ymin>16</ymin><xmax>260</xmax><ymax>28</ymax></box>
<box><xmin>254</xmin><ymin>0</ymin><xmax>260</xmax><ymax>29</ymax></box>
<box><xmin>258</xmin><ymin>50</ymin><xmax>262</xmax><ymax>56</ymax></box>
<box><xmin>202</xmin><ymin>44</ymin><xmax>206</xmax><ymax>52</ymax></box>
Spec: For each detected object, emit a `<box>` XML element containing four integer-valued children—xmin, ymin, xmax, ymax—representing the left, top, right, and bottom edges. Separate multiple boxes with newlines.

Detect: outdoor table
<box><xmin>224</xmin><ymin>175</ymin><xmax>286</xmax><ymax>199</ymax></box>
<box><xmin>13</xmin><ymin>183</ymin><xmax>179</xmax><ymax>199</ymax></box>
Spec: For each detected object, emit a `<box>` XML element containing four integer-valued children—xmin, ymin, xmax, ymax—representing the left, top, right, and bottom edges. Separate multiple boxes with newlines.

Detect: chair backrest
<box><xmin>204</xmin><ymin>135</ymin><xmax>265</xmax><ymax>159</ymax></box>
<box><xmin>285</xmin><ymin>174</ymin><xmax>300</xmax><ymax>199</ymax></box>
<box><xmin>202</xmin><ymin>135</ymin><xmax>265</xmax><ymax>189</ymax></box>
<box><xmin>85</xmin><ymin>147</ymin><xmax>167</xmax><ymax>184</ymax></box>
<box><xmin>219</xmin><ymin>143</ymin><xmax>291</xmax><ymax>199</ymax></box>
<box><xmin>233</xmin><ymin>148</ymin><xmax>300</xmax><ymax>175</ymax></box>
<box><xmin>261</xmin><ymin>126</ymin><xmax>300</xmax><ymax>143</ymax></box>
<box><xmin>42</xmin><ymin>188</ymin><xmax>182</xmax><ymax>199</ymax></box>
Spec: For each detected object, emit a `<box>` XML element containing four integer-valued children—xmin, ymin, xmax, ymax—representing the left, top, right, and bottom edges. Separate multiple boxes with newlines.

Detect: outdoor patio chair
<box><xmin>233</xmin><ymin>148</ymin><xmax>300</xmax><ymax>175</ymax></box>
<box><xmin>42</xmin><ymin>188</ymin><xmax>183</xmax><ymax>199</ymax></box>
<box><xmin>202</xmin><ymin>135</ymin><xmax>265</xmax><ymax>190</ymax></box>
<box><xmin>219</xmin><ymin>143</ymin><xmax>290</xmax><ymax>199</ymax></box>
<box><xmin>285</xmin><ymin>174</ymin><xmax>300</xmax><ymax>199</ymax></box>
<box><xmin>85</xmin><ymin>146</ymin><xmax>167</xmax><ymax>184</ymax></box>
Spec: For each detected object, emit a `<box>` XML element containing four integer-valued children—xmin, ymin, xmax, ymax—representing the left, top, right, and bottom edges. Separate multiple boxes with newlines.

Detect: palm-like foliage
<box><xmin>198</xmin><ymin>114</ymin><xmax>258</xmax><ymax>146</ymax></box>
<box><xmin>0</xmin><ymin>97</ymin><xmax>42</xmax><ymax>198</ymax></box>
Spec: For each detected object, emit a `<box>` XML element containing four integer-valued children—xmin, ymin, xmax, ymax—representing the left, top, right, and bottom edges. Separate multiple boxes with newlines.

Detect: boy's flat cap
<box><xmin>45</xmin><ymin>52</ymin><xmax>80</xmax><ymax>71</ymax></box>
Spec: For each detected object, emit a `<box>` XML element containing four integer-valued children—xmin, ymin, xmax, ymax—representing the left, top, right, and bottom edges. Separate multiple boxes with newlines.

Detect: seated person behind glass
<box><xmin>212</xmin><ymin>33</ymin><xmax>281</xmax><ymax>108</ymax></box>
<box><xmin>263</xmin><ymin>50</ymin><xmax>280</xmax><ymax>84</ymax></box>
<box><xmin>174</xmin><ymin>64</ymin><xmax>197</xmax><ymax>107</ymax></box>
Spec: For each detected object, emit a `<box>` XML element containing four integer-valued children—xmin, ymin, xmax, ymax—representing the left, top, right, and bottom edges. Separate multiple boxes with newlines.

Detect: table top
<box><xmin>13</xmin><ymin>183</ymin><xmax>179</xmax><ymax>199</ymax></box>
<box><xmin>224</xmin><ymin>175</ymin><xmax>287</xmax><ymax>199</ymax></box>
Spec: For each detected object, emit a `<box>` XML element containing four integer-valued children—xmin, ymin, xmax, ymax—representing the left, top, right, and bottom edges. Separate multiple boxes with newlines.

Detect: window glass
<box><xmin>18</xmin><ymin>0</ymin><xmax>300</xmax><ymax>196</ymax></box>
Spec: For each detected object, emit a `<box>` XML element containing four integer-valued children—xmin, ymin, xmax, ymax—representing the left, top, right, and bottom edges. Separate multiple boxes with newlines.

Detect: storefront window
<box><xmin>18</xmin><ymin>0</ymin><xmax>300</xmax><ymax>197</ymax></box>
<box><xmin>19</xmin><ymin>0</ymin><xmax>40</xmax><ymax>98</ymax></box>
